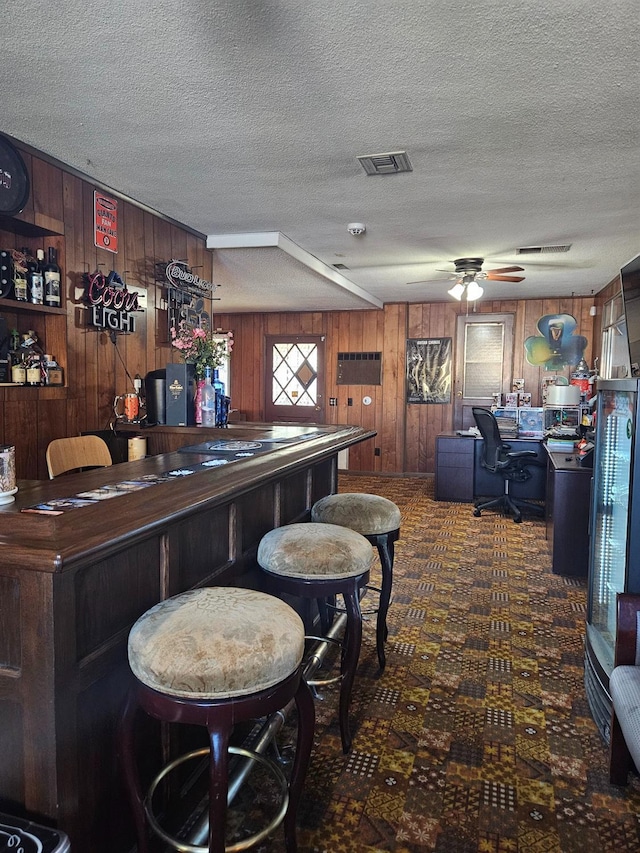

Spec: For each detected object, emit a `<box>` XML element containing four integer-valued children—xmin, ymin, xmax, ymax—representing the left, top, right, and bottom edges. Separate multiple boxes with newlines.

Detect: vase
<box><xmin>0</xmin><ymin>445</ymin><xmax>17</xmax><ymax>504</ymax></box>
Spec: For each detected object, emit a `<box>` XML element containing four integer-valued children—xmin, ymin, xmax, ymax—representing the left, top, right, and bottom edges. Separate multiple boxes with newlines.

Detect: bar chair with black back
<box><xmin>46</xmin><ymin>435</ymin><xmax>113</xmax><ymax>479</ymax></box>
<box><xmin>471</xmin><ymin>406</ymin><xmax>545</xmax><ymax>524</ymax></box>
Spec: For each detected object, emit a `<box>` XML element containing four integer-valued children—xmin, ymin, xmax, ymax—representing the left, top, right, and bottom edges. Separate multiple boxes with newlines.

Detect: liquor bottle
<box><xmin>0</xmin><ymin>250</ymin><xmax>13</xmax><ymax>298</ymax></box>
<box><xmin>213</xmin><ymin>369</ymin><xmax>225</xmax><ymax>426</ymax></box>
<box><xmin>200</xmin><ymin>366</ymin><xmax>216</xmax><ymax>427</ymax></box>
<box><xmin>11</xmin><ymin>357</ymin><xmax>26</xmax><ymax>385</ymax></box>
<box><xmin>12</xmin><ymin>250</ymin><xmax>28</xmax><ymax>302</ymax></box>
<box><xmin>26</xmin><ymin>248</ymin><xmax>44</xmax><ymax>305</ymax></box>
<box><xmin>42</xmin><ymin>247</ymin><xmax>61</xmax><ymax>307</ymax></box>
<box><xmin>26</xmin><ymin>356</ymin><xmax>42</xmax><ymax>386</ymax></box>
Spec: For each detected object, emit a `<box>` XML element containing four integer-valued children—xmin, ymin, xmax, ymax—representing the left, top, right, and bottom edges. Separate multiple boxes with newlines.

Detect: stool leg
<box><xmin>284</xmin><ymin>675</ymin><xmax>316</xmax><ymax>852</ymax></box>
<box><xmin>316</xmin><ymin>595</ymin><xmax>335</xmax><ymax>635</ymax></box>
<box><xmin>118</xmin><ymin>687</ymin><xmax>150</xmax><ymax>853</ymax></box>
<box><xmin>374</xmin><ymin>534</ymin><xmax>394</xmax><ymax>673</ymax></box>
<box><xmin>206</xmin><ymin>728</ymin><xmax>231</xmax><ymax>853</ymax></box>
<box><xmin>339</xmin><ymin>584</ymin><xmax>363</xmax><ymax>753</ymax></box>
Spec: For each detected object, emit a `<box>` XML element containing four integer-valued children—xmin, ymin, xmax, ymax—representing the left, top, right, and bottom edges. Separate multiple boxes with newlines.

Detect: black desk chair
<box><xmin>472</xmin><ymin>406</ymin><xmax>545</xmax><ymax>524</ymax></box>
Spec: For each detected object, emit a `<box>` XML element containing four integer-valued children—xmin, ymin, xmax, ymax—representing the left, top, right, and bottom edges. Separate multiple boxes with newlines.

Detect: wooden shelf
<box><xmin>0</xmin><ymin>299</ymin><xmax>66</xmax><ymax>316</ymax></box>
<box><xmin>0</xmin><ymin>212</ymin><xmax>64</xmax><ymax>238</ymax></box>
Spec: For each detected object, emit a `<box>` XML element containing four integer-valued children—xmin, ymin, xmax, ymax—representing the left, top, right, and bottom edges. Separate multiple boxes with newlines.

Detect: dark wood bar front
<box><xmin>0</xmin><ymin>423</ymin><xmax>374</xmax><ymax>853</ymax></box>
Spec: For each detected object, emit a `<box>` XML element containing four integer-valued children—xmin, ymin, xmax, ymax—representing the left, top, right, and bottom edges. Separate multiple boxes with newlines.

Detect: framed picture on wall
<box><xmin>406</xmin><ymin>337</ymin><xmax>452</xmax><ymax>404</ymax></box>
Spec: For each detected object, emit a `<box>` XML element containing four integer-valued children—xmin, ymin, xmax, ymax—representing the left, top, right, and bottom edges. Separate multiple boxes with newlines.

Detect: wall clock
<box><xmin>0</xmin><ymin>135</ymin><xmax>30</xmax><ymax>215</ymax></box>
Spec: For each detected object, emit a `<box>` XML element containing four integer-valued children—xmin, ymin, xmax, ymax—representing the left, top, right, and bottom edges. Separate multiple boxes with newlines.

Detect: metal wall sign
<box><xmin>84</xmin><ymin>269</ymin><xmax>145</xmax><ymax>333</ymax></box>
<box><xmin>94</xmin><ymin>191</ymin><xmax>118</xmax><ymax>253</ymax></box>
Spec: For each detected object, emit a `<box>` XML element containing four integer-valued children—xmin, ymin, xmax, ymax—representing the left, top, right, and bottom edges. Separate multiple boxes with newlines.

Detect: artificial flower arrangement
<box><xmin>170</xmin><ymin>322</ymin><xmax>233</xmax><ymax>379</ymax></box>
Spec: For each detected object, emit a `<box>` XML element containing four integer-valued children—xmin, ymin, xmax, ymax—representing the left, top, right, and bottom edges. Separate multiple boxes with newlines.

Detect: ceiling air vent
<box><xmin>516</xmin><ymin>244</ymin><xmax>572</xmax><ymax>255</ymax></box>
<box><xmin>333</xmin><ymin>263</ymin><xmax>349</xmax><ymax>270</ymax></box>
<box><xmin>357</xmin><ymin>151</ymin><xmax>412</xmax><ymax>176</ymax></box>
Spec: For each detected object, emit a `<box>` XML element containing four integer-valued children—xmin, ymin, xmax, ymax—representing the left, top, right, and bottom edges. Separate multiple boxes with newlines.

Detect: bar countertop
<box><xmin>0</xmin><ymin>422</ymin><xmax>375</xmax><ymax>570</ymax></box>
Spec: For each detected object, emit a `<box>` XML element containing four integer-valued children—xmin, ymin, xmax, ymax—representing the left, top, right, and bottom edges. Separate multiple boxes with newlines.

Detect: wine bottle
<box><xmin>26</xmin><ymin>248</ymin><xmax>44</xmax><ymax>305</ymax></box>
<box><xmin>12</xmin><ymin>250</ymin><xmax>28</xmax><ymax>302</ymax></box>
<box><xmin>42</xmin><ymin>247</ymin><xmax>61</xmax><ymax>307</ymax></box>
<box><xmin>200</xmin><ymin>366</ymin><xmax>216</xmax><ymax>427</ymax></box>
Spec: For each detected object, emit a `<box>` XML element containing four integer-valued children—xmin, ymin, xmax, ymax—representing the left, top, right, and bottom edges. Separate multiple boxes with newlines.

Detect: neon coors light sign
<box><xmin>84</xmin><ymin>269</ymin><xmax>143</xmax><ymax>333</ymax></box>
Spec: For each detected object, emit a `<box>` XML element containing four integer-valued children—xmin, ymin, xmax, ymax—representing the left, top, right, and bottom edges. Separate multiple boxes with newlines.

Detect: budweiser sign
<box><xmin>165</xmin><ymin>260</ymin><xmax>216</xmax><ymax>297</ymax></box>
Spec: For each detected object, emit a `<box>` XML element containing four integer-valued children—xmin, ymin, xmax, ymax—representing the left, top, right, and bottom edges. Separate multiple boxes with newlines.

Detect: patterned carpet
<box><xmin>243</xmin><ymin>473</ymin><xmax>640</xmax><ymax>853</ymax></box>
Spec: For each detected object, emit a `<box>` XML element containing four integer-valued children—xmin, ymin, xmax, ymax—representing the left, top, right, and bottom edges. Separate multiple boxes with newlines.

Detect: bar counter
<box><xmin>0</xmin><ymin>422</ymin><xmax>374</xmax><ymax>853</ymax></box>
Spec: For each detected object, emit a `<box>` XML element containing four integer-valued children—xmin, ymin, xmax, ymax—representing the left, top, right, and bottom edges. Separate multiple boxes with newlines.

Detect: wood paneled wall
<box><xmin>0</xmin><ymin>136</ymin><xmax>614</xmax><ymax>479</ymax></box>
<box><xmin>1</xmin><ymin>141</ymin><xmax>214</xmax><ymax>480</ymax></box>
<box><xmin>215</xmin><ymin>294</ymin><xmax>599</xmax><ymax>476</ymax></box>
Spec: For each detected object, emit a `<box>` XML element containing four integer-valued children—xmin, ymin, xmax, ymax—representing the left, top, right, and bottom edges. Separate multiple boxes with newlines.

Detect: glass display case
<box><xmin>543</xmin><ymin>404</ymin><xmax>592</xmax><ymax>432</ymax></box>
<box><xmin>585</xmin><ymin>378</ymin><xmax>640</xmax><ymax>741</ymax></box>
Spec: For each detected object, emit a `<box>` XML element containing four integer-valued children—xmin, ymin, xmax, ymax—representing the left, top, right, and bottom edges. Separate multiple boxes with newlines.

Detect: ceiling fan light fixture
<box><xmin>466</xmin><ymin>280</ymin><xmax>484</xmax><ymax>301</ymax></box>
<box><xmin>448</xmin><ymin>282</ymin><xmax>465</xmax><ymax>300</ymax></box>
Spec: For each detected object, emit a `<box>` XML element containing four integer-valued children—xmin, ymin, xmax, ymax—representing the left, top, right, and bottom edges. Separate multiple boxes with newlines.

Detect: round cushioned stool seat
<box><xmin>311</xmin><ymin>493</ymin><xmax>401</xmax><ymax>535</ymax></box>
<box><xmin>120</xmin><ymin>587</ymin><xmax>314</xmax><ymax>853</ymax></box>
<box><xmin>258</xmin><ymin>522</ymin><xmax>372</xmax><ymax>753</ymax></box>
<box><xmin>257</xmin><ymin>522</ymin><xmax>373</xmax><ymax>579</ymax></box>
<box><xmin>128</xmin><ymin>587</ymin><xmax>305</xmax><ymax>699</ymax></box>
<box><xmin>311</xmin><ymin>493</ymin><xmax>401</xmax><ymax>673</ymax></box>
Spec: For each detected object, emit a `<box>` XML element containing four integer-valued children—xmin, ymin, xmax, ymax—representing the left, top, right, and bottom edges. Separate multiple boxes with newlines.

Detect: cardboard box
<box><xmin>165</xmin><ymin>362</ymin><xmax>196</xmax><ymax>426</ymax></box>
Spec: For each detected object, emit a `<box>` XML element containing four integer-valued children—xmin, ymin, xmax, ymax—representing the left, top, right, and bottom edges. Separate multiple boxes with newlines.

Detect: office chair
<box><xmin>471</xmin><ymin>407</ymin><xmax>545</xmax><ymax>524</ymax></box>
<box><xmin>46</xmin><ymin>435</ymin><xmax>113</xmax><ymax>479</ymax></box>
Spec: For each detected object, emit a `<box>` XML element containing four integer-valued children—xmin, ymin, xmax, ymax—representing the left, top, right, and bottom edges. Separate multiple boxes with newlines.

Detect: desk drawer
<box><xmin>435</xmin><ymin>437</ymin><xmax>474</xmax><ymax>501</ymax></box>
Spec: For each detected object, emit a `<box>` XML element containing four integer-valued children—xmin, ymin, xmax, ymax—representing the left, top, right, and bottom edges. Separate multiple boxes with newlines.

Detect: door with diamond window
<box><xmin>264</xmin><ymin>335</ymin><xmax>326</xmax><ymax>423</ymax></box>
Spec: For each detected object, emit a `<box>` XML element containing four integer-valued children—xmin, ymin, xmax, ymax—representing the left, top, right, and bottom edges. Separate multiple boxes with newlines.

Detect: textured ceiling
<box><xmin>2</xmin><ymin>0</ymin><xmax>639</xmax><ymax>312</ymax></box>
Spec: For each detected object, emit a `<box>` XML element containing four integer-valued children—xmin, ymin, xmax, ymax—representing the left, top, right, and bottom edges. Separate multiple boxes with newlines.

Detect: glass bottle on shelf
<box><xmin>26</xmin><ymin>356</ymin><xmax>42</xmax><ymax>386</ymax></box>
<box><xmin>42</xmin><ymin>247</ymin><xmax>61</xmax><ymax>307</ymax></box>
<box><xmin>26</xmin><ymin>249</ymin><xmax>44</xmax><ymax>305</ymax></box>
<box><xmin>11</xmin><ymin>356</ymin><xmax>26</xmax><ymax>385</ymax></box>
<box><xmin>200</xmin><ymin>366</ymin><xmax>216</xmax><ymax>427</ymax></box>
<box><xmin>12</xmin><ymin>250</ymin><xmax>28</xmax><ymax>302</ymax></box>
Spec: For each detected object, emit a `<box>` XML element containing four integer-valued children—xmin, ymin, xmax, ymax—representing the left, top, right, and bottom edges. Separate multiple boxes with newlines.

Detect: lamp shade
<box><xmin>466</xmin><ymin>281</ymin><xmax>484</xmax><ymax>301</ymax></box>
<box><xmin>448</xmin><ymin>282</ymin><xmax>465</xmax><ymax>300</ymax></box>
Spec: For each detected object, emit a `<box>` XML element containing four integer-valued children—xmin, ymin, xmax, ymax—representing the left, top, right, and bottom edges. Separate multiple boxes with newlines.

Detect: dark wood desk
<box><xmin>0</xmin><ymin>423</ymin><xmax>374</xmax><ymax>853</ymax></box>
<box><xmin>435</xmin><ymin>432</ymin><xmax>546</xmax><ymax>502</ymax></box>
<box><xmin>545</xmin><ymin>450</ymin><xmax>592</xmax><ymax>576</ymax></box>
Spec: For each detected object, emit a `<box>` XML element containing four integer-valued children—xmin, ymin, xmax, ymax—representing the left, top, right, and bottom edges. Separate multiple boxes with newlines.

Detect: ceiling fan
<box><xmin>409</xmin><ymin>257</ymin><xmax>525</xmax><ymax>301</ymax></box>
<box><xmin>443</xmin><ymin>257</ymin><xmax>525</xmax><ymax>283</ymax></box>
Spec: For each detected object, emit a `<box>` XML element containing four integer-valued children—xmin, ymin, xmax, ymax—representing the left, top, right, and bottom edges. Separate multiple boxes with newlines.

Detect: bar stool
<box><xmin>118</xmin><ymin>586</ymin><xmax>315</xmax><ymax>853</ymax></box>
<box><xmin>257</xmin><ymin>522</ymin><xmax>372</xmax><ymax>754</ymax></box>
<box><xmin>311</xmin><ymin>493</ymin><xmax>401</xmax><ymax>672</ymax></box>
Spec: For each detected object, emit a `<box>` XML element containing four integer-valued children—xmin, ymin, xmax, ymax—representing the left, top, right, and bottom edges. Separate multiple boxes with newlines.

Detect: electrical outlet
<box><xmin>329</xmin><ymin>397</ymin><xmax>337</xmax><ymax>406</ymax></box>
<box><xmin>374</xmin><ymin>447</ymin><xmax>381</xmax><ymax>456</ymax></box>
<box><xmin>347</xmin><ymin>397</ymin><xmax>353</xmax><ymax>406</ymax></box>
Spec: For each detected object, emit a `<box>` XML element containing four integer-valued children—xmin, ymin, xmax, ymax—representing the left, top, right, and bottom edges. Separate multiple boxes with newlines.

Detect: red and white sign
<box><xmin>94</xmin><ymin>191</ymin><xmax>118</xmax><ymax>253</ymax></box>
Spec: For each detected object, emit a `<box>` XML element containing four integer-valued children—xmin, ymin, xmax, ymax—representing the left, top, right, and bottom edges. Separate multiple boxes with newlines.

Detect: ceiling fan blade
<box><xmin>487</xmin><ymin>265</ymin><xmax>525</xmax><ymax>274</ymax></box>
<box><xmin>486</xmin><ymin>273</ymin><xmax>525</xmax><ymax>283</ymax></box>
<box><xmin>407</xmin><ymin>272</ymin><xmax>456</xmax><ymax>284</ymax></box>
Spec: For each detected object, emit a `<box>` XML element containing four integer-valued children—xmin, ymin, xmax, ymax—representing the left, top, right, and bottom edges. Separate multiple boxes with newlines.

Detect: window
<box><xmin>463</xmin><ymin>323</ymin><xmax>505</xmax><ymax>398</ymax></box>
<box><xmin>213</xmin><ymin>333</ymin><xmax>231</xmax><ymax>396</ymax></box>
